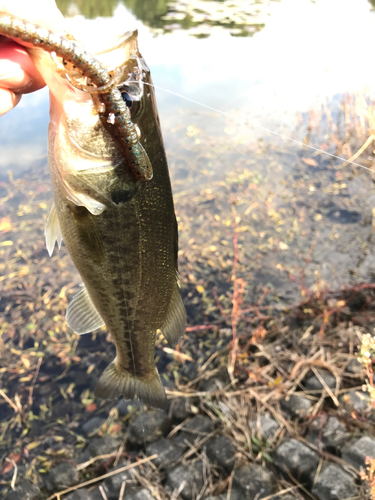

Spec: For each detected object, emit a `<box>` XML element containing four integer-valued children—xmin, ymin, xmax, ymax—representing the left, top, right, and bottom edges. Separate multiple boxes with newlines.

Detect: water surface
<box><xmin>1</xmin><ymin>0</ymin><xmax>375</xmax><ymax>306</ymax></box>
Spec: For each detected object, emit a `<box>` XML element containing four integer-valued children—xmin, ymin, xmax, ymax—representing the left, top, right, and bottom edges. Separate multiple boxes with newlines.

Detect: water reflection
<box><xmin>1</xmin><ymin>0</ymin><xmax>375</xmax><ymax>302</ymax></box>
<box><xmin>56</xmin><ymin>0</ymin><xmax>272</xmax><ymax>36</ymax></box>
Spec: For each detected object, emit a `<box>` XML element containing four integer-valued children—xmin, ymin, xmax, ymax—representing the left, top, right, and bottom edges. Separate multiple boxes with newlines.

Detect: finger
<box><xmin>0</xmin><ymin>39</ymin><xmax>45</xmax><ymax>92</ymax></box>
<box><xmin>0</xmin><ymin>86</ymin><xmax>21</xmax><ymax>116</ymax></box>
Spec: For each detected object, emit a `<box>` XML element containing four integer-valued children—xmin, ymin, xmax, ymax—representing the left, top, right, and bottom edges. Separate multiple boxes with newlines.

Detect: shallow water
<box><xmin>1</xmin><ymin>0</ymin><xmax>375</xmax><ymax>305</ymax></box>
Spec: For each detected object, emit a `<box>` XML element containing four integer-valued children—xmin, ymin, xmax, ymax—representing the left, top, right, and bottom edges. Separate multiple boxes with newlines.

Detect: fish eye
<box><xmin>121</xmin><ymin>92</ymin><xmax>142</xmax><ymax>117</ymax></box>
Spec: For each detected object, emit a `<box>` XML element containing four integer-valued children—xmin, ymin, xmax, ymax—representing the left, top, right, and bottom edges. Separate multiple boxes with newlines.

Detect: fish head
<box><xmin>30</xmin><ymin>29</ymin><xmax>151</xmax><ymax>215</ymax></box>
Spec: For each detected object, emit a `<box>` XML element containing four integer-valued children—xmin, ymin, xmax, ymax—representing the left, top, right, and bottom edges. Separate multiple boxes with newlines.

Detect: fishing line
<box><xmin>143</xmin><ymin>82</ymin><xmax>375</xmax><ymax>175</ymax></box>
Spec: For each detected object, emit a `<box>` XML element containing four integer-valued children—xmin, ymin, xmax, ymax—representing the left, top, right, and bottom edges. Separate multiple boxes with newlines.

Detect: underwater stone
<box><xmin>127</xmin><ymin>410</ymin><xmax>171</xmax><ymax>446</ymax></box>
<box><xmin>44</xmin><ymin>462</ymin><xmax>79</xmax><ymax>491</ymax></box>
<box><xmin>146</xmin><ymin>437</ymin><xmax>185</xmax><ymax>469</ymax></box>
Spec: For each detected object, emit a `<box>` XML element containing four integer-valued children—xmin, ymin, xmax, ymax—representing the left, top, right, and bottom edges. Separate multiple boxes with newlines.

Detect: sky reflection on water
<box><xmin>1</xmin><ymin>0</ymin><xmax>375</xmax><ymax>174</ymax></box>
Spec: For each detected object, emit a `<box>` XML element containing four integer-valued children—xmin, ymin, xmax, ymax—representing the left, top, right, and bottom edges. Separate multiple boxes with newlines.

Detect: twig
<box><xmin>28</xmin><ymin>357</ymin><xmax>42</xmax><ymax>408</ymax></box>
<box><xmin>118</xmin><ymin>482</ymin><xmax>126</xmax><ymax>500</ymax></box>
<box><xmin>99</xmin><ymin>485</ymin><xmax>108</xmax><ymax>500</ymax></box>
<box><xmin>0</xmin><ymin>389</ymin><xmax>20</xmax><ymax>413</ymax></box>
<box><xmin>45</xmin><ymin>455</ymin><xmax>158</xmax><ymax>500</ymax></box>
<box><xmin>248</xmin><ymin>388</ymin><xmax>295</xmax><ymax>436</ymax></box>
<box><xmin>76</xmin><ymin>452</ymin><xmax>123</xmax><ymax>471</ymax></box>
<box><xmin>5</xmin><ymin>458</ymin><xmax>17</xmax><ymax>490</ymax></box>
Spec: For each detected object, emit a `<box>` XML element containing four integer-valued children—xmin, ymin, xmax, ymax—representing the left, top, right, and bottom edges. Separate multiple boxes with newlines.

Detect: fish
<box><xmin>0</xmin><ymin>14</ymin><xmax>186</xmax><ymax>409</ymax></box>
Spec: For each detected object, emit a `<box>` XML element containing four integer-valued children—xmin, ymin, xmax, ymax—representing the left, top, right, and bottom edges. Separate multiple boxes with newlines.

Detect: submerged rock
<box><xmin>127</xmin><ymin>410</ymin><xmax>171</xmax><ymax>446</ymax></box>
<box><xmin>4</xmin><ymin>480</ymin><xmax>41</xmax><ymax>500</ymax></box>
<box><xmin>44</xmin><ymin>462</ymin><xmax>79</xmax><ymax>491</ymax></box>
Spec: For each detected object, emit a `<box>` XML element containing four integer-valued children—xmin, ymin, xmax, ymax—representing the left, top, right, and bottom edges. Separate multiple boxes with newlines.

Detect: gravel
<box><xmin>166</xmin><ymin>462</ymin><xmax>204</xmax><ymax>500</ymax></box>
<box><xmin>233</xmin><ymin>463</ymin><xmax>276</xmax><ymax>499</ymax></box>
<box><xmin>280</xmin><ymin>395</ymin><xmax>312</xmax><ymax>418</ymax></box>
<box><xmin>342</xmin><ymin>436</ymin><xmax>375</xmax><ymax>470</ymax></box>
<box><xmin>3</xmin><ymin>480</ymin><xmax>42</xmax><ymax>500</ymax></box>
<box><xmin>311</xmin><ymin>463</ymin><xmax>358</xmax><ymax>500</ymax></box>
<box><xmin>249</xmin><ymin>414</ymin><xmax>279</xmax><ymax>440</ymax></box>
<box><xmin>205</xmin><ymin>435</ymin><xmax>237</xmax><ymax>473</ymax></box>
<box><xmin>127</xmin><ymin>410</ymin><xmax>171</xmax><ymax>446</ymax></box>
<box><xmin>44</xmin><ymin>462</ymin><xmax>79</xmax><ymax>491</ymax></box>
<box><xmin>274</xmin><ymin>439</ymin><xmax>319</xmax><ymax>484</ymax></box>
<box><xmin>146</xmin><ymin>437</ymin><xmax>186</xmax><ymax>469</ymax></box>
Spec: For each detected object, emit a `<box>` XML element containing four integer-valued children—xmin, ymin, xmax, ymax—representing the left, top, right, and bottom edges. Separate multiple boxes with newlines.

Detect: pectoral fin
<box><xmin>66</xmin><ymin>285</ymin><xmax>105</xmax><ymax>334</ymax></box>
<box><xmin>160</xmin><ymin>285</ymin><xmax>186</xmax><ymax>347</ymax></box>
<box><xmin>45</xmin><ymin>202</ymin><xmax>63</xmax><ymax>257</ymax></box>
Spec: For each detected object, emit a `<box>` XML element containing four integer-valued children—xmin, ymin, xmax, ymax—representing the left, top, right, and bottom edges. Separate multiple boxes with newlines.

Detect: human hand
<box><xmin>0</xmin><ymin>0</ymin><xmax>66</xmax><ymax>116</ymax></box>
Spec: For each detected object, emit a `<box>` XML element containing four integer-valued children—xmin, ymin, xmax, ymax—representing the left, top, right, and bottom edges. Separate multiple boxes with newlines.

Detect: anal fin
<box><xmin>160</xmin><ymin>284</ymin><xmax>186</xmax><ymax>347</ymax></box>
<box><xmin>66</xmin><ymin>285</ymin><xmax>105</xmax><ymax>334</ymax></box>
<box><xmin>45</xmin><ymin>202</ymin><xmax>63</xmax><ymax>257</ymax></box>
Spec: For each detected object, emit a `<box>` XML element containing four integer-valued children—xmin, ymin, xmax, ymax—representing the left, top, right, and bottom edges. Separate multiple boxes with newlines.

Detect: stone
<box><xmin>44</xmin><ymin>462</ymin><xmax>79</xmax><ymax>491</ymax></box>
<box><xmin>4</xmin><ymin>480</ymin><xmax>41</xmax><ymax>500</ymax></box>
<box><xmin>339</xmin><ymin>390</ymin><xmax>375</xmax><ymax>420</ymax></box>
<box><xmin>146</xmin><ymin>437</ymin><xmax>185</xmax><ymax>469</ymax></box>
<box><xmin>166</xmin><ymin>463</ymin><xmax>204</xmax><ymax>500</ymax></box>
<box><xmin>342</xmin><ymin>436</ymin><xmax>375</xmax><ymax>470</ymax></box>
<box><xmin>180</xmin><ymin>363</ymin><xmax>198</xmax><ymax>381</ymax></box>
<box><xmin>218</xmin><ymin>490</ymin><xmax>242</xmax><ymax>500</ymax></box>
<box><xmin>232</xmin><ymin>463</ymin><xmax>275</xmax><ymax>499</ymax></box>
<box><xmin>81</xmin><ymin>416</ymin><xmax>106</xmax><ymax>436</ymax></box>
<box><xmin>179</xmin><ymin>414</ymin><xmax>215</xmax><ymax>444</ymax></box>
<box><xmin>200</xmin><ymin>377</ymin><xmax>226</xmax><ymax>393</ymax></box>
<box><xmin>169</xmin><ymin>397</ymin><xmax>198</xmax><ymax>422</ymax></box>
<box><xmin>103</xmin><ymin>461</ymin><xmax>136</xmax><ymax>499</ymax></box>
<box><xmin>64</xmin><ymin>490</ymin><xmax>92</xmax><ymax>500</ymax></box>
<box><xmin>115</xmin><ymin>399</ymin><xmax>145</xmax><ymax>417</ymax></box>
<box><xmin>280</xmin><ymin>395</ymin><xmax>312</xmax><ymax>418</ymax></box>
<box><xmin>89</xmin><ymin>488</ymin><xmax>108</xmax><ymax>500</ymax></box>
<box><xmin>126</xmin><ymin>488</ymin><xmax>154</xmax><ymax>500</ymax></box>
<box><xmin>127</xmin><ymin>411</ymin><xmax>171</xmax><ymax>446</ymax></box>
<box><xmin>205</xmin><ymin>435</ymin><xmax>237</xmax><ymax>473</ymax></box>
<box><xmin>204</xmin><ymin>491</ymin><xmax>242</xmax><ymax>500</ymax></box>
<box><xmin>344</xmin><ymin>358</ymin><xmax>363</xmax><ymax>375</ymax></box>
<box><xmin>274</xmin><ymin>439</ymin><xmax>319</xmax><ymax>484</ymax></box>
<box><xmin>87</xmin><ymin>436</ymin><xmax>120</xmax><ymax>457</ymax></box>
<box><xmin>305</xmin><ymin>372</ymin><xmax>337</xmax><ymax>392</ymax></box>
<box><xmin>271</xmin><ymin>496</ymin><xmax>299</xmax><ymax>500</ymax></box>
<box><xmin>249</xmin><ymin>415</ymin><xmax>279</xmax><ymax>441</ymax></box>
<box><xmin>311</xmin><ymin>463</ymin><xmax>358</xmax><ymax>500</ymax></box>
<box><xmin>306</xmin><ymin>416</ymin><xmax>348</xmax><ymax>451</ymax></box>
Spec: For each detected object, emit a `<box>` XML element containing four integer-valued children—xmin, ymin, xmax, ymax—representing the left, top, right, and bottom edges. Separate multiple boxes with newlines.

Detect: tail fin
<box><xmin>94</xmin><ymin>360</ymin><xmax>167</xmax><ymax>410</ymax></box>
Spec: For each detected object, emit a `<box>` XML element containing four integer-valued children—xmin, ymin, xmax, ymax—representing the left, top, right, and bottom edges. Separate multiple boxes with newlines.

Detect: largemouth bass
<box><xmin>0</xmin><ymin>14</ymin><xmax>186</xmax><ymax>409</ymax></box>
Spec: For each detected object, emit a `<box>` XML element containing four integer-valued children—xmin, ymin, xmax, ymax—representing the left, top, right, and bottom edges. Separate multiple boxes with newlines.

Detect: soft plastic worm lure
<box><xmin>0</xmin><ymin>13</ymin><xmax>153</xmax><ymax>181</ymax></box>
